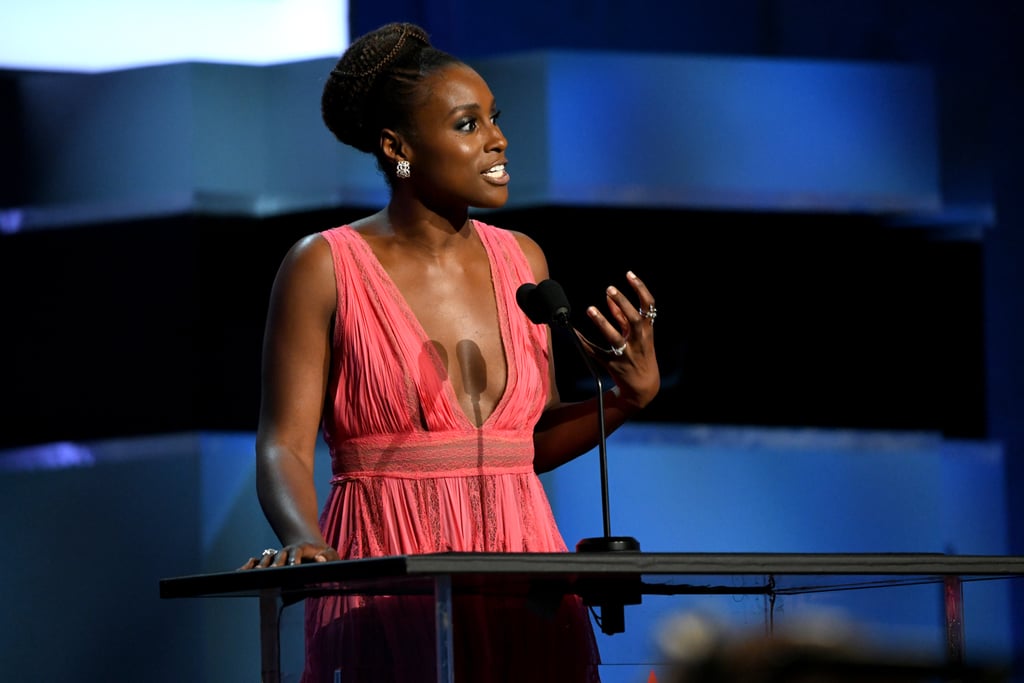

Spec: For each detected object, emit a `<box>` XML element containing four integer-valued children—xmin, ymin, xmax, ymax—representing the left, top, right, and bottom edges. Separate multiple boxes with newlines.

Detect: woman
<box><xmin>241</xmin><ymin>22</ymin><xmax>660</xmax><ymax>682</ymax></box>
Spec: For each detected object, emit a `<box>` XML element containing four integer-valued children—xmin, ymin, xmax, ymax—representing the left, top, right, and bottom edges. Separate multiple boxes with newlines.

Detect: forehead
<box><xmin>418</xmin><ymin>64</ymin><xmax>495</xmax><ymax>113</ymax></box>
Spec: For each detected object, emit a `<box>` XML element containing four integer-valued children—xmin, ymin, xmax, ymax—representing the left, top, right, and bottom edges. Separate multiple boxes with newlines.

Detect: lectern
<box><xmin>160</xmin><ymin>552</ymin><xmax>1024</xmax><ymax>682</ymax></box>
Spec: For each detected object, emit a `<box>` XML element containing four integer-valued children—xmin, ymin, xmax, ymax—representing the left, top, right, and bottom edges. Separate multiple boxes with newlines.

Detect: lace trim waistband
<box><xmin>330</xmin><ymin>430</ymin><xmax>536</xmax><ymax>479</ymax></box>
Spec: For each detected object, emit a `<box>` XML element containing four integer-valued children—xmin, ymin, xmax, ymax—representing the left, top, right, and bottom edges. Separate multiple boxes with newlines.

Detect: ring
<box><xmin>261</xmin><ymin>548</ymin><xmax>277</xmax><ymax>557</ymax></box>
<box><xmin>609</xmin><ymin>342</ymin><xmax>627</xmax><ymax>356</ymax></box>
<box><xmin>640</xmin><ymin>304</ymin><xmax>657</xmax><ymax>324</ymax></box>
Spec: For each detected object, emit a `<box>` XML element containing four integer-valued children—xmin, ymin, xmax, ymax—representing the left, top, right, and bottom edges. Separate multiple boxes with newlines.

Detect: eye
<box><xmin>455</xmin><ymin>117</ymin><xmax>478</xmax><ymax>133</ymax></box>
<box><xmin>490</xmin><ymin>110</ymin><xmax>502</xmax><ymax>125</ymax></box>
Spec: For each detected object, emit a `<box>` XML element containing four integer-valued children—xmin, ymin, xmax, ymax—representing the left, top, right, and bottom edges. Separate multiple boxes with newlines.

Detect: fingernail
<box><xmin>627</xmin><ymin>271</ymin><xmax>637</xmax><ymax>280</ymax></box>
<box><xmin>607</xmin><ymin>286</ymin><xmax>618</xmax><ymax>296</ymax></box>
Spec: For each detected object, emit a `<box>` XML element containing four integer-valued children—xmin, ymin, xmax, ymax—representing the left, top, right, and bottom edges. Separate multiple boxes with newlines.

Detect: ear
<box><xmin>380</xmin><ymin>128</ymin><xmax>408</xmax><ymax>165</ymax></box>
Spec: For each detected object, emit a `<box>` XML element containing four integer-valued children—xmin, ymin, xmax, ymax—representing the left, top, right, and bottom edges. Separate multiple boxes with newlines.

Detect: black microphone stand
<box><xmin>559</xmin><ymin>326</ymin><xmax>640</xmax><ymax>554</ymax></box>
<box><xmin>546</xmin><ymin>292</ymin><xmax>641</xmax><ymax>635</ymax></box>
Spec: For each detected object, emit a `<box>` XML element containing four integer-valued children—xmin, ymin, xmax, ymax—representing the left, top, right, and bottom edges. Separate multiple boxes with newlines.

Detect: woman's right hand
<box><xmin>237</xmin><ymin>542</ymin><xmax>340</xmax><ymax>570</ymax></box>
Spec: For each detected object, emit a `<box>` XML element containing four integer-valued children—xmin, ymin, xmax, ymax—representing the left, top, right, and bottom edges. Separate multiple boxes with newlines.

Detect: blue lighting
<box><xmin>0</xmin><ymin>1</ymin><xmax>349</xmax><ymax>73</ymax></box>
<box><xmin>0</xmin><ymin>441</ymin><xmax>96</xmax><ymax>471</ymax></box>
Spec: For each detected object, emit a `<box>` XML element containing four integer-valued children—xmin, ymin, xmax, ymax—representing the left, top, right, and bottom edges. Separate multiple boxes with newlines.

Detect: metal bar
<box><xmin>259</xmin><ymin>589</ymin><xmax>282</xmax><ymax>683</ymax></box>
<box><xmin>943</xmin><ymin>575</ymin><xmax>965</xmax><ymax>665</ymax></box>
<box><xmin>435</xmin><ymin>574</ymin><xmax>454</xmax><ymax>683</ymax></box>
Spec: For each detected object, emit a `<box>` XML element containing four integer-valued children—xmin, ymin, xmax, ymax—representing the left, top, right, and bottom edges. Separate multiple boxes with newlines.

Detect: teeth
<box><xmin>483</xmin><ymin>164</ymin><xmax>505</xmax><ymax>176</ymax></box>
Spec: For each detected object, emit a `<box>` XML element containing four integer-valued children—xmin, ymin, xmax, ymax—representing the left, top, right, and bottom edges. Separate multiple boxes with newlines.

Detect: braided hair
<box><xmin>322</xmin><ymin>23</ymin><xmax>463</xmax><ymax>169</ymax></box>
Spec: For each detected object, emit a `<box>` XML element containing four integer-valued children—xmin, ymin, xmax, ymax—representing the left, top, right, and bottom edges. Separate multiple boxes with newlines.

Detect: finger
<box><xmin>292</xmin><ymin>546</ymin><xmax>323</xmax><ymax>565</ymax></box>
<box><xmin>626</xmin><ymin>271</ymin><xmax>655</xmax><ymax>307</ymax></box>
<box><xmin>586</xmin><ymin>305</ymin><xmax>622</xmax><ymax>340</ymax></box>
<box><xmin>603</xmin><ymin>286</ymin><xmax>632</xmax><ymax>328</ymax></box>
<box><xmin>242</xmin><ymin>556</ymin><xmax>265</xmax><ymax>571</ymax></box>
<box><xmin>623</xmin><ymin>272</ymin><xmax>659</xmax><ymax>330</ymax></box>
<box><xmin>586</xmin><ymin>308</ymin><xmax>629</xmax><ymax>359</ymax></box>
<box><xmin>259</xmin><ymin>549</ymin><xmax>279</xmax><ymax>568</ymax></box>
<box><xmin>607</xmin><ymin>284</ymin><xmax>650</xmax><ymax>331</ymax></box>
<box><xmin>314</xmin><ymin>547</ymin><xmax>340</xmax><ymax>563</ymax></box>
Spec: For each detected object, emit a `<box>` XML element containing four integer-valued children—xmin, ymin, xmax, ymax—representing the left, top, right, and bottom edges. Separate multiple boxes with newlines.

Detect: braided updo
<box><xmin>322</xmin><ymin>22</ymin><xmax>463</xmax><ymax>158</ymax></box>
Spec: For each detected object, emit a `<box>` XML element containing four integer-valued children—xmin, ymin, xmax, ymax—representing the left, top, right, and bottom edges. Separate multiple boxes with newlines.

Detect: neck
<box><xmin>385</xmin><ymin>204</ymin><xmax>471</xmax><ymax>244</ymax></box>
<box><xmin>366</xmin><ymin>207</ymin><xmax>472</xmax><ymax>259</ymax></box>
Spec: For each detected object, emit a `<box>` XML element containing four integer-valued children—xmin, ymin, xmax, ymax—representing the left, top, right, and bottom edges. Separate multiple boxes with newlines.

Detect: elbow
<box><xmin>533</xmin><ymin>458</ymin><xmax>554</xmax><ymax>476</ymax></box>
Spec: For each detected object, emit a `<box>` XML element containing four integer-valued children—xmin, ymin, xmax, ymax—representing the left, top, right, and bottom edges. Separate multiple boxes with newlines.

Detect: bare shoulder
<box><xmin>278</xmin><ymin>231</ymin><xmax>328</xmax><ymax>272</ymax></box>
<box><xmin>273</xmin><ymin>232</ymin><xmax>335</xmax><ymax>305</ymax></box>
<box><xmin>508</xmin><ymin>229</ymin><xmax>550</xmax><ymax>282</ymax></box>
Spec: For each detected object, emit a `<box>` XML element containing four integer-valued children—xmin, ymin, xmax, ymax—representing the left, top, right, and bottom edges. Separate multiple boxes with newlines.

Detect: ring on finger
<box><xmin>609</xmin><ymin>342</ymin><xmax>627</xmax><ymax>356</ymax></box>
<box><xmin>261</xmin><ymin>548</ymin><xmax>278</xmax><ymax>557</ymax></box>
<box><xmin>639</xmin><ymin>304</ymin><xmax>657</xmax><ymax>324</ymax></box>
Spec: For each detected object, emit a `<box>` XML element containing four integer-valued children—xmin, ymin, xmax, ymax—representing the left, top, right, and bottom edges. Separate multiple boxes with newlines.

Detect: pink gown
<box><xmin>301</xmin><ymin>221</ymin><xmax>601</xmax><ymax>682</ymax></box>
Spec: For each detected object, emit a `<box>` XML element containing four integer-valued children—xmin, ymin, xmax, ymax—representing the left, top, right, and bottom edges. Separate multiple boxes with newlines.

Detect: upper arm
<box><xmin>511</xmin><ymin>230</ymin><xmax>561</xmax><ymax>409</ymax></box>
<box><xmin>256</xmin><ymin>234</ymin><xmax>337</xmax><ymax>466</ymax></box>
<box><xmin>512</xmin><ymin>230</ymin><xmax>550</xmax><ymax>285</ymax></box>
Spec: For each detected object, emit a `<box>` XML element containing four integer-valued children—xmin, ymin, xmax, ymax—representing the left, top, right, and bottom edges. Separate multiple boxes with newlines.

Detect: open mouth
<box><xmin>483</xmin><ymin>164</ymin><xmax>506</xmax><ymax>179</ymax></box>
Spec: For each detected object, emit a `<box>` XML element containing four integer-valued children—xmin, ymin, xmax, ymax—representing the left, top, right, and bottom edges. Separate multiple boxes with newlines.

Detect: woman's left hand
<box><xmin>578</xmin><ymin>270</ymin><xmax>661</xmax><ymax>410</ymax></box>
<box><xmin>237</xmin><ymin>542</ymin><xmax>340</xmax><ymax>570</ymax></box>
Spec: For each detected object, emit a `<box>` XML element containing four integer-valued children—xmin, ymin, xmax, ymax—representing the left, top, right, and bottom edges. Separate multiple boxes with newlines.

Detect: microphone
<box><xmin>517</xmin><ymin>279</ymin><xmax>641</xmax><ymax>634</ymax></box>
<box><xmin>516</xmin><ymin>280</ymin><xmax>571</xmax><ymax>327</ymax></box>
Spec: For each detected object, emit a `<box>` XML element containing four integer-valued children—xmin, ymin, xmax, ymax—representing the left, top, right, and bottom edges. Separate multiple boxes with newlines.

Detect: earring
<box><xmin>396</xmin><ymin>160</ymin><xmax>411</xmax><ymax>179</ymax></box>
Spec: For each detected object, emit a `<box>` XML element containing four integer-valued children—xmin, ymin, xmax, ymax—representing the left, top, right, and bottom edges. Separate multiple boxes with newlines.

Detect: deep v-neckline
<box><xmin>345</xmin><ymin>222</ymin><xmax>513</xmax><ymax>430</ymax></box>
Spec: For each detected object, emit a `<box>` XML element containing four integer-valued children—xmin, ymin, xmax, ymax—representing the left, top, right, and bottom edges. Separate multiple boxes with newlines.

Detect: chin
<box><xmin>476</xmin><ymin>191</ymin><xmax>509</xmax><ymax>210</ymax></box>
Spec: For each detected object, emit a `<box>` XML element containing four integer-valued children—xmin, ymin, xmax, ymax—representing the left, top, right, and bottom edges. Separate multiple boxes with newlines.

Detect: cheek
<box><xmin>435</xmin><ymin>146</ymin><xmax>478</xmax><ymax>175</ymax></box>
<box><xmin>413</xmin><ymin>137</ymin><xmax>478</xmax><ymax>179</ymax></box>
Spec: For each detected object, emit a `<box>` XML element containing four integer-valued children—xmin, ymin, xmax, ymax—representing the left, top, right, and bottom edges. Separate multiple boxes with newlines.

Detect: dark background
<box><xmin>0</xmin><ymin>206</ymin><xmax>987</xmax><ymax>446</ymax></box>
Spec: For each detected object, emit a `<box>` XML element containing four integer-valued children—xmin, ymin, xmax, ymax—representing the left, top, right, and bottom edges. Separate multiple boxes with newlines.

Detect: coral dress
<box><xmin>301</xmin><ymin>221</ymin><xmax>601</xmax><ymax>682</ymax></box>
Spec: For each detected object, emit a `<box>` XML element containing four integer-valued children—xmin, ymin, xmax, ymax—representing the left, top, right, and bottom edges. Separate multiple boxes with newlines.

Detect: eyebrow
<box><xmin>448</xmin><ymin>101</ymin><xmax>497</xmax><ymax>118</ymax></box>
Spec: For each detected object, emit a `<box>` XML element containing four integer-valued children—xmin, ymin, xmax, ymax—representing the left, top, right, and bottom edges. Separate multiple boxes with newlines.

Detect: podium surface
<box><xmin>160</xmin><ymin>552</ymin><xmax>1024</xmax><ymax>682</ymax></box>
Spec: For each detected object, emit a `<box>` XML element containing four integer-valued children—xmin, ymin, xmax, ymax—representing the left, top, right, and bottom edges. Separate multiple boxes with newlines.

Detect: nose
<box><xmin>487</xmin><ymin>121</ymin><xmax>507</xmax><ymax>152</ymax></box>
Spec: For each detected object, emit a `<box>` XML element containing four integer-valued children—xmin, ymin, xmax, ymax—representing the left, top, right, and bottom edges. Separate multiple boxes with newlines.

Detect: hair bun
<box><xmin>321</xmin><ymin>23</ymin><xmax>431</xmax><ymax>152</ymax></box>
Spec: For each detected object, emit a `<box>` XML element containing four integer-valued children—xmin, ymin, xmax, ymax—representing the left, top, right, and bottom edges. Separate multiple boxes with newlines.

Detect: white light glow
<box><xmin>0</xmin><ymin>0</ymin><xmax>349</xmax><ymax>73</ymax></box>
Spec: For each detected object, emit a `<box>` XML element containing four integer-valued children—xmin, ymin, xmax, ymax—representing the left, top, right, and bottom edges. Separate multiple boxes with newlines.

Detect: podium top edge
<box><xmin>159</xmin><ymin>552</ymin><xmax>1024</xmax><ymax>600</ymax></box>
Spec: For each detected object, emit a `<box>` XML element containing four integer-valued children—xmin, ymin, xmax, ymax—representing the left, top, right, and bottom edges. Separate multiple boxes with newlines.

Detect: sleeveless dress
<box><xmin>301</xmin><ymin>221</ymin><xmax>601</xmax><ymax>682</ymax></box>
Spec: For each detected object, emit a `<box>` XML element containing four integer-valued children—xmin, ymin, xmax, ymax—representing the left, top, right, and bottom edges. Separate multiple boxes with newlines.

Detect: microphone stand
<box><xmin>559</xmin><ymin>325</ymin><xmax>640</xmax><ymax>553</ymax></box>
<box><xmin>550</xmin><ymin>310</ymin><xmax>641</xmax><ymax>635</ymax></box>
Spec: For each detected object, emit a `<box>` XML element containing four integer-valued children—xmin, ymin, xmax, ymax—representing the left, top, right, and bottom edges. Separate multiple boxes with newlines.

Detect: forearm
<box><xmin>532</xmin><ymin>387</ymin><xmax>637</xmax><ymax>474</ymax></box>
<box><xmin>255</xmin><ymin>445</ymin><xmax>327</xmax><ymax>547</ymax></box>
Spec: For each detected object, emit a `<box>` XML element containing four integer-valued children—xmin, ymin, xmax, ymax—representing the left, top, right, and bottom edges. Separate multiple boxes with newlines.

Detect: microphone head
<box><xmin>516</xmin><ymin>283</ymin><xmax>542</xmax><ymax>323</ymax></box>
<box><xmin>517</xmin><ymin>279</ymin><xmax>571</xmax><ymax>326</ymax></box>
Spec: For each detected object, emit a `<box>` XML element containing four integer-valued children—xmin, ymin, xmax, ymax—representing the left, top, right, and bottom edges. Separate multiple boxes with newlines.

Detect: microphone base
<box><xmin>575</xmin><ymin>536</ymin><xmax>641</xmax><ymax>553</ymax></box>
<box><xmin>574</xmin><ymin>536</ymin><xmax>642</xmax><ymax>635</ymax></box>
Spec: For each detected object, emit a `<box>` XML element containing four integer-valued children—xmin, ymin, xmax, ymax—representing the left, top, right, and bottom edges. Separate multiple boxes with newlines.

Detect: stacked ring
<box><xmin>640</xmin><ymin>305</ymin><xmax>657</xmax><ymax>324</ymax></box>
<box><xmin>261</xmin><ymin>548</ymin><xmax>277</xmax><ymax>557</ymax></box>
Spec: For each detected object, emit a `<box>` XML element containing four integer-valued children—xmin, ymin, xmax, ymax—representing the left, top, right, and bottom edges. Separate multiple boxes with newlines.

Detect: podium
<box><xmin>160</xmin><ymin>552</ymin><xmax>1024</xmax><ymax>682</ymax></box>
